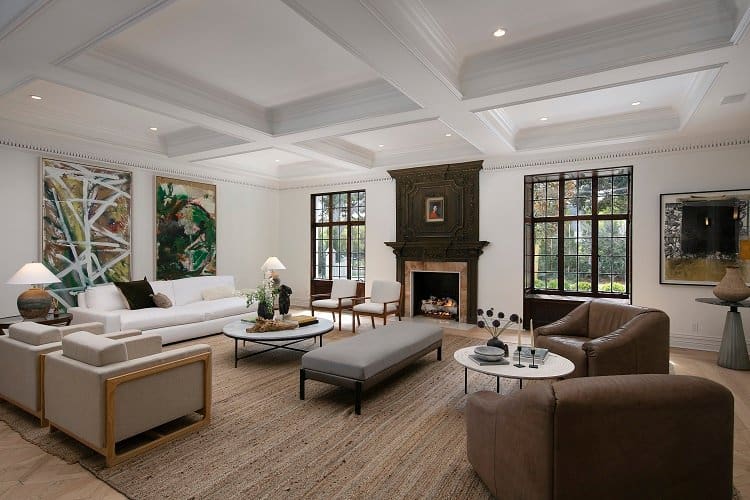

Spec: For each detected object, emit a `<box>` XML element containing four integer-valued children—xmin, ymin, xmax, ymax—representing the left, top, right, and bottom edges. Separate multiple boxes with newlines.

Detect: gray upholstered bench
<box><xmin>299</xmin><ymin>322</ymin><xmax>442</xmax><ymax>414</ymax></box>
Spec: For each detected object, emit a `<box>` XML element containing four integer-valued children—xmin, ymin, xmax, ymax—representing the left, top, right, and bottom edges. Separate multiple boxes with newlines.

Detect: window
<box><xmin>311</xmin><ymin>190</ymin><xmax>365</xmax><ymax>281</ymax></box>
<box><xmin>524</xmin><ymin>167</ymin><xmax>632</xmax><ymax>298</ymax></box>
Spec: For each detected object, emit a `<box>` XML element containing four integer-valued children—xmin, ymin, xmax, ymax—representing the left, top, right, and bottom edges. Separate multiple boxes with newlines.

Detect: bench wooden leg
<box><xmin>354</xmin><ymin>381</ymin><xmax>362</xmax><ymax>415</ymax></box>
<box><xmin>437</xmin><ymin>346</ymin><xmax>442</xmax><ymax>361</ymax></box>
<box><xmin>299</xmin><ymin>369</ymin><xmax>306</xmax><ymax>400</ymax></box>
<box><xmin>370</xmin><ymin>316</ymin><xmax>375</xmax><ymax>328</ymax></box>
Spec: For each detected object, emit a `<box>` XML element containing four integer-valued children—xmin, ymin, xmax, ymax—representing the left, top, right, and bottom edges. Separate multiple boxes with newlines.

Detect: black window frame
<box><xmin>524</xmin><ymin>166</ymin><xmax>633</xmax><ymax>300</ymax></box>
<box><xmin>310</xmin><ymin>189</ymin><xmax>366</xmax><ymax>282</ymax></box>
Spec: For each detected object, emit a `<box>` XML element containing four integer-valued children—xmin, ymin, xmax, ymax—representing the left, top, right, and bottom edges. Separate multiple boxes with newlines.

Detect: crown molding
<box><xmin>51</xmin><ymin>0</ymin><xmax>176</xmax><ymax>66</ymax></box>
<box><xmin>474</xmin><ymin>109</ymin><xmax>516</xmax><ymax>149</ymax></box>
<box><xmin>461</xmin><ymin>0</ymin><xmax>735</xmax><ymax>98</ymax></box>
<box><xmin>297</xmin><ymin>137</ymin><xmax>374</xmax><ymax>168</ymax></box>
<box><xmin>677</xmin><ymin>66</ymin><xmax>722</xmax><ymax>127</ymax></box>
<box><xmin>372</xmin><ymin>142</ymin><xmax>482</xmax><ymax>169</ymax></box>
<box><xmin>0</xmin><ymin>0</ymin><xmax>52</xmax><ymax>43</ymax></box>
<box><xmin>270</xmin><ymin>80</ymin><xmax>419</xmax><ymax>135</ymax></box>
<box><xmin>731</xmin><ymin>2</ymin><xmax>750</xmax><ymax>43</ymax></box>
<box><xmin>64</xmin><ymin>48</ymin><xmax>271</xmax><ymax>133</ymax></box>
<box><xmin>483</xmin><ymin>136</ymin><xmax>750</xmax><ymax>171</ymax></box>
<box><xmin>279</xmin><ymin>173</ymin><xmax>393</xmax><ymax>191</ymax></box>
<box><xmin>161</xmin><ymin>126</ymin><xmax>250</xmax><ymax>158</ymax></box>
<box><xmin>515</xmin><ymin>108</ymin><xmax>681</xmax><ymax>151</ymax></box>
<box><xmin>0</xmin><ymin>133</ymin><xmax>278</xmax><ymax>190</ymax></box>
<box><xmin>359</xmin><ymin>0</ymin><xmax>462</xmax><ymax>98</ymax></box>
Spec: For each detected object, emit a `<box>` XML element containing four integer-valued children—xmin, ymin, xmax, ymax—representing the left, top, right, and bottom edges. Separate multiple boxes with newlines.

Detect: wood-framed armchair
<box><xmin>310</xmin><ymin>279</ymin><xmax>361</xmax><ymax>330</ymax></box>
<box><xmin>352</xmin><ymin>280</ymin><xmax>403</xmax><ymax>332</ymax></box>
<box><xmin>0</xmin><ymin>321</ymin><xmax>140</xmax><ymax>426</ymax></box>
<box><xmin>43</xmin><ymin>331</ymin><xmax>211</xmax><ymax>466</ymax></box>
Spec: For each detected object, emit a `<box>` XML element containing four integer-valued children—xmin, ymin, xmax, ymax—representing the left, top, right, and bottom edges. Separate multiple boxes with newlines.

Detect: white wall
<box><xmin>279</xmin><ymin>145</ymin><xmax>750</xmax><ymax>351</ymax></box>
<box><xmin>0</xmin><ymin>146</ymin><xmax>277</xmax><ymax>316</ymax></box>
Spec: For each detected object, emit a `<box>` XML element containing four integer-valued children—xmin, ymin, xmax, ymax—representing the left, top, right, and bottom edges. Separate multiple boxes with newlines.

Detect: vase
<box><xmin>713</xmin><ymin>266</ymin><xmax>750</xmax><ymax>303</ymax></box>
<box><xmin>486</xmin><ymin>337</ymin><xmax>509</xmax><ymax>356</ymax></box>
<box><xmin>257</xmin><ymin>301</ymin><xmax>274</xmax><ymax>320</ymax></box>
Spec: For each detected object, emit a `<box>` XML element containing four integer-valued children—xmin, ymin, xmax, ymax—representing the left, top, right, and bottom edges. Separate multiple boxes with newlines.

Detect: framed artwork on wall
<box><xmin>660</xmin><ymin>188</ymin><xmax>750</xmax><ymax>285</ymax></box>
<box><xmin>155</xmin><ymin>176</ymin><xmax>217</xmax><ymax>280</ymax></box>
<box><xmin>41</xmin><ymin>157</ymin><xmax>132</xmax><ymax>309</ymax></box>
<box><xmin>425</xmin><ymin>196</ymin><xmax>444</xmax><ymax>223</ymax></box>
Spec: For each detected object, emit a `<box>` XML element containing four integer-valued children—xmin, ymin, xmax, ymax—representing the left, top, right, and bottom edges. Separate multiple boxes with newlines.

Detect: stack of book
<box><xmin>518</xmin><ymin>346</ymin><xmax>549</xmax><ymax>364</ymax></box>
<box><xmin>289</xmin><ymin>315</ymin><xmax>318</xmax><ymax>327</ymax></box>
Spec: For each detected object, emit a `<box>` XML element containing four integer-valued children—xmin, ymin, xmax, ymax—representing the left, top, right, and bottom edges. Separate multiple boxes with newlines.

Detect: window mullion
<box><xmin>591</xmin><ymin>177</ymin><xmax>599</xmax><ymax>293</ymax></box>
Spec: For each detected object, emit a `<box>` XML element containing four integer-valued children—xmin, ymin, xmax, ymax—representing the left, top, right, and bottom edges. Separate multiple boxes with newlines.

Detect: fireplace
<box><xmin>411</xmin><ymin>270</ymin><xmax>460</xmax><ymax>321</ymax></box>
<box><xmin>405</xmin><ymin>261</ymin><xmax>468</xmax><ymax>321</ymax></box>
<box><xmin>385</xmin><ymin>161</ymin><xmax>488</xmax><ymax>323</ymax></box>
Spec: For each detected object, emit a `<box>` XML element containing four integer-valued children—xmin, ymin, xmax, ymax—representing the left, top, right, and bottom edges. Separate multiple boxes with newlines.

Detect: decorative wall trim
<box><xmin>670</xmin><ymin>331</ymin><xmax>750</xmax><ymax>352</ymax></box>
<box><xmin>360</xmin><ymin>0</ymin><xmax>462</xmax><ymax>98</ymax></box>
<box><xmin>0</xmin><ymin>137</ymin><xmax>277</xmax><ymax>190</ymax></box>
<box><xmin>280</xmin><ymin>175</ymin><xmax>393</xmax><ymax>192</ymax></box>
<box><xmin>483</xmin><ymin>137</ymin><xmax>750</xmax><ymax>171</ymax></box>
<box><xmin>461</xmin><ymin>0</ymin><xmax>735</xmax><ymax>98</ymax></box>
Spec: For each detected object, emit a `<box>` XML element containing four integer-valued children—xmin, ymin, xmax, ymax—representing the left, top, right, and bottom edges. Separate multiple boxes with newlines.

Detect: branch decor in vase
<box><xmin>477</xmin><ymin>308</ymin><xmax>522</xmax><ymax>356</ymax></box>
<box><xmin>238</xmin><ymin>276</ymin><xmax>278</xmax><ymax>320</ymax></box>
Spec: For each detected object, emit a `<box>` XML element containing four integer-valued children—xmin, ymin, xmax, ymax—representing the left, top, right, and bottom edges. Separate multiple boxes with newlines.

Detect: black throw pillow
<box><xmin>115</xmin><ymin>277</ymin><xmax>156</xmax><ymax>310</ymax></box>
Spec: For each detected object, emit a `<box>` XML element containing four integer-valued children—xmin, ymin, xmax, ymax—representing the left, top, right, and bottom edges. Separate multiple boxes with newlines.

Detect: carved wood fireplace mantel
<box><xmin>385</xmin><ymin>161</ymin><xmax>488</xmax><ymax>323</ymax></box>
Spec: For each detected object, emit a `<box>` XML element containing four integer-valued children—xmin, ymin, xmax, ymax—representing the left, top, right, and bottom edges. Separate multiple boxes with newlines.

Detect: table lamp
<box><xmin>6</xmin><ymin>262</ymin><xmax>61</xmax><ymax>319</ymax></box>
<box><xmin>261</xmin><ymin>257</ymin><xmax>286</xmax><ymax>287</ymax></box>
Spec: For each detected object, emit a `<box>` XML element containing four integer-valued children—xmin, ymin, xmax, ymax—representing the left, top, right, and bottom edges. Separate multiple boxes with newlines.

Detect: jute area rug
<box><xmin>0</xmin><ymin>331</ymin><xmax>512</xmax><ymax>499</ymax></box>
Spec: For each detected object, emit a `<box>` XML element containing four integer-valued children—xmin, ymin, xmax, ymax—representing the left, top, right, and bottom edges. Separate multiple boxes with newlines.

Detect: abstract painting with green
<box><xmin>156</xmin><ymin>176</ymin><xmax>217</xmax><ymax>280</ymax></box>
<box><xmin>41</xmin><ymin>158</ymin><xmax>132</xmax><ymax>309</ymax></box>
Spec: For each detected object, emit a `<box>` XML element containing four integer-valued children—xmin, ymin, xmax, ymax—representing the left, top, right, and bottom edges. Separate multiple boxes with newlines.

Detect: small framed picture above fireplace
<box><xmin>425</xmin><ymin>197</ymin><xmax>445</xmax><ymax>223</ymax></box>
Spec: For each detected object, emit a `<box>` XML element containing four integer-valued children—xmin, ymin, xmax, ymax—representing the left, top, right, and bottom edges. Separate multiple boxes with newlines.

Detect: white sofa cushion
<box><xmin>172</xmin><ymin>276</ymin><xmax>235</xmax><ymax>306</ymax></box>
<box><xmin>149</xmin><ymin>280</ymin><xmax>176</xmax><ymax>304</ymax></box>
<box><xmin>119</xmin><ymin>307</ymin><xmax>205</xmax><ymax>331</ymax></box>
<box><xmin>85</xmin><ymin>284</ymin><xmax>129</xmax><ymax>311</ymax></box>
<box><xmin>353</xmin><ymin>302</ymin><xmax>399</xmax><ymax>314</ymax></box>
<box><xmin>202</xmin><ymin>285</ymin><xmax>235</xmax><ymax>301</ymax></box>
<box><xmin>62</xmin><ymin>331</ymin><xmax>128</xmax><ymax>367</ymax></box>
<box><xmin>8</xmin><ymin>322</ymin><xmax>61</xmax><ymax>346</ymax></box>
<box><xmin>187</xmin><ymin>297</ymin><xmax>249</xmax><ymax>321</ymax></box>
<box><xmin>312</xmin><ymin>298</ymin><xmax>353</xmax><ymax>308</ymax></box>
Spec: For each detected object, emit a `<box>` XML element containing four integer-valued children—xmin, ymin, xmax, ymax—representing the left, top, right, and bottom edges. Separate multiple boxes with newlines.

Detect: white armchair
<box><xmin>352</xmin><ymin>280</ymin><xmax>402</xmax><ymax>331</ymax></box>
<box><xmin>44</xmin><ymin>332</ymin><xmax>211</xmax><ymax>466</ymax></box>
<box><xmin>310</xmin><ymin>279</ymin><xmax>361</xmax><ymax>330</ymax></box>
<box><xmin>0</xmin><ymin>322</ymin><xmax>140</xmax><ymax>425</ymax></box>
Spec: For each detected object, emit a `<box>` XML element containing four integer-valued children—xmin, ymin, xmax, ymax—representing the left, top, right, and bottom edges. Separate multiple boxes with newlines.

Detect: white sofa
<box><xmin>69</xmin><ymin>276</ymin><xmax>256</xmax><ymax>344</ymax></box>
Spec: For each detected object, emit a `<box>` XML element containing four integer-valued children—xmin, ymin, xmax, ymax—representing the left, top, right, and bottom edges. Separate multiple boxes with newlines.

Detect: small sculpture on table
<box><xmin>278</xmin><ymin>284</ymin><xmax>292</xmax><ymax>318</ymax></box>
<box><xmin>477</xmin><ymin>308</ymin><xmax>521</xmax><ymax>358</ymax></box>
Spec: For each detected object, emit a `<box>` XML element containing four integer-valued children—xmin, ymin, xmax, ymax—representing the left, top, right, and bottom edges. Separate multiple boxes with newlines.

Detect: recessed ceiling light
<box><xmin>445</xmin><ymin>133</ymin><xmax>452</xmax><ymax>137</ymax></box>
<box><xmin>493</xmin><ymin>28</ymin><xmax>507</xmax><ymax>38</ymax></box>
<box><xmin>275</xmin><ymin>159</ymin><xmax>280</xmax><ymax>162</ymax></box>
<box><xmin>149</xmin><ymin>127</ymin><xmax>158</xmax><ymax>131</ymax></box>
<box><xmin>631</xmin><ymin>101</ymin><xmax>641</xmax><ymax>106</ymax></box>
<box><xmin>539</xmin><ymin>117</ymin><xmax>549</xmax><ymax>121</ymax></box>
<box><xmin>29</xmin><ymin>95</ymin><xmax>42</xmax><ymax>100</ymax></box>
<box><xmin>378</xmin><ymin>144</ymin><xmax>385</xmax><ymax>148</ymax></box>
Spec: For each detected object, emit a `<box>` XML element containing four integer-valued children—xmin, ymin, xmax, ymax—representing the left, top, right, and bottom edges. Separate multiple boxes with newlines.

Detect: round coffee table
<box><xmin>223</xmin><ymin>318</ymin><xmax>334</xmax><ymax>367</ymax></box>
<box><xmin>454</xmin><ymin>345</ymin><xmax>575</xmax><ymax>393</ymax></box>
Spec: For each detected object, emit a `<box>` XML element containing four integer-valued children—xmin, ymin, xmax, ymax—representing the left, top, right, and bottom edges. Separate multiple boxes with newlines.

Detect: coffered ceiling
<box><xmin>0</xmin><ymin>0</ymin><xmax>748</xmax><ymax>186</ymax></box>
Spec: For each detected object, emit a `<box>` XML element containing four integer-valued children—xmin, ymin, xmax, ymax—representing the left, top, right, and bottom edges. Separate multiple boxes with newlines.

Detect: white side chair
<box><xmin>44</xmin><ymin>332</ymin><xmax>211</xmax><ymax>466</ymax></box>
<box><xmin>352</xmin><ymin>280</ymin><xmax>403</xmax><ymax>331</ymax></box>
<box><xmin>310</xmin><ymin>279</ymin><xmax>360</xmax><ymax>330</ymax></box>
<box><xmin>0</xmin><ymin>322</ymin><xmax>140</xmax><ymax>425</ymax></box>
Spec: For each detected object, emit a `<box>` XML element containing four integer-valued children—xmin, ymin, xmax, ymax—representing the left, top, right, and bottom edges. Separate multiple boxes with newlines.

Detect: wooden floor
<box><xmin>0</xmin><ymin>318</ymin><xmax>747</xmax><ymax>499</ymax></box>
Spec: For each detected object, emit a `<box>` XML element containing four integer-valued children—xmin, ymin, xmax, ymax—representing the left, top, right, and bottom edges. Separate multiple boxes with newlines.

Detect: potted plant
<box><xmin>239</xmin><ymin>277</ymin><xmax>278</xmax><ymax>319</ymax></box>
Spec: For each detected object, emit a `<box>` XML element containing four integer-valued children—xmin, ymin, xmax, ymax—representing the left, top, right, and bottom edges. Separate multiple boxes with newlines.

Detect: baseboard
<box><xmin>669</xmin><ymin>331</ymin><xmax>750</xmax><ymax>352</ymax></box>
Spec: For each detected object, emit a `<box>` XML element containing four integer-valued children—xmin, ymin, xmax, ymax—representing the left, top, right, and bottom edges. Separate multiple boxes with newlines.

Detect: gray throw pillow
<box><xmin>151</xmin><ymin>293</ymin><xmax>173</xmax><ymax>308</ymax></box>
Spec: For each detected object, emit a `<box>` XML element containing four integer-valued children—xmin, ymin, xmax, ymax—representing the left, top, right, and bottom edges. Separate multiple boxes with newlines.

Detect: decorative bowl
<box><xmin>473</xmin><ymin>345</ymin><xmax>505</xmax><ymax>361</ymax></box>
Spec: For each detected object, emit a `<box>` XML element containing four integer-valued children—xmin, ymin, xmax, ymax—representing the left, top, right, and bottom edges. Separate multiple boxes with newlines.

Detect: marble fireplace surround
<box><xmin>404</xmin><ymin>261</ymin><xmax>468</xmax><ymax>323</ymax></box>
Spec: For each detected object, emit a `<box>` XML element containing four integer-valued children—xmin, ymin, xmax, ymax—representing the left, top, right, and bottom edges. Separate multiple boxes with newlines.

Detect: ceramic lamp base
<box><xmin>17</xmin><ymin>288</ymin><xmax>52</xmax><ymax>319</ymax></box>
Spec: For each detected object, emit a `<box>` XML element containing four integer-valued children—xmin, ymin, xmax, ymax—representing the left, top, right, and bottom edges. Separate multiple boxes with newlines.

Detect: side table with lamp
<box><xmin>3</xmin><ymin>262</ymin><xmax>68</xmax><ymax>334</ymax></box>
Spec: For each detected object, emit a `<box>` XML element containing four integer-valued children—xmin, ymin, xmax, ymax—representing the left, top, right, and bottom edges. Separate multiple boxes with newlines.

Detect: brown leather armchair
<box><xmin>466</xmin><ymin>375</ymin><xmax>734</xmax><ymax>500</ymax></box>
<box><xmin>534</xmin><ymin>300</ymin><xmax>669</xmax><ymax>377</ymax></box>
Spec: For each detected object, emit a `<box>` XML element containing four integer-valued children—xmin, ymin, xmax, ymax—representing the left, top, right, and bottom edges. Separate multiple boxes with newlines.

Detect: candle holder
<box><xmin>513</xmin><ymin>345</ymin><xmax>526</xmax><ymax>368</ymax></box>
<box><xmin>529</xmin><ymin>348</ymin><xmax>539</xmax><ymax>369</ymax></box>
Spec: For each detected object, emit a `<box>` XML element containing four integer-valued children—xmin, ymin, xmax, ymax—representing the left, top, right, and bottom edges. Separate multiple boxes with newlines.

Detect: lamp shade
<box><xmin>261</xmin><ymin>257</ymin><xmax>286</xmax><ymax>272</ymax></box>
<box><xmin>6</xmin><ymin>262</ymin><xmax>61</xmax><ymax>285</ymax></box>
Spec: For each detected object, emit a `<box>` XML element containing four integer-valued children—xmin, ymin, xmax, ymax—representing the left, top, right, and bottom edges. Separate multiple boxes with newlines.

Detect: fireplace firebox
<box><xmin>412</xmin><ymin>271</ymin><xmax>459</xmax><ymax>321</ymax></box>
